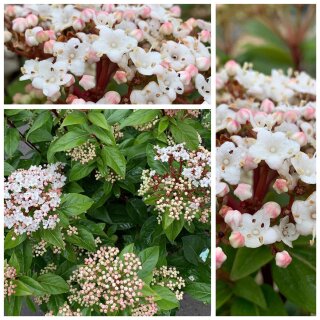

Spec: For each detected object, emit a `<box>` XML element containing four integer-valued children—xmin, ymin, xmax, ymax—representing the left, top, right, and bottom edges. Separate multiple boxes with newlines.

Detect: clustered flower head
<box><xmin>4</xmin><ymin>264</ymin><xmax>17</xmax><ymax>297</ymax></box>
<box><xmin>138</xmin><ymin>143</ymin><xmax>211</xmax><ymax>223</ymax></box>
<box><xmin>151</xmin><ymin>266</ymin><xmax>185</xmax><ymax>301</ymax></box>
<box><xmin>4</xmin><ymin>163</ymin><xmax>66</xmax><ymax>235</ymax></box>
<box><xmin>67</xmin><ymin>246</ymin><xmax>144</xmax><ymax>314</ymax></box>
<box><xmin>164</xmin><ymin>109</ymin><xmax>201</xmax><ymax>118</ymax></box>
<box><xmin>131</xmin><ymin>296</ymin><xmax>158</xmax><ymax>316</ymax></box>
<box><xmin>66</xmin><ymin>141</ymin><xmax>96</xmax><ymax>164</ymax></box>
<box><xmin>5</xmin><ymin>4</ymin><xmax>211</xmax><ymax>104</ymax></box>
<box><xmin>216</xmin><ymin>61</ymin><xmax>316</xmax><ymax>269</ymax></box>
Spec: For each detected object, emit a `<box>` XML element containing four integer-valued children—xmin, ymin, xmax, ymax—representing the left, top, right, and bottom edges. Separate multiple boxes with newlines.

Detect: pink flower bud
<box><xmin>219</xmin><ymin>205</ymin><xmax>233</xmax><ymax>218</ymax></box>
<box><xmin>273</xmin><ymin>179</ymin><xmax>288</xmax><ymax>194</ymax></box>
<box><xmin>284</xmin><ymin>110</ymin><xmax>298</xmax><ymax>123</ymax></box>
<box><xmin>260</xmin><ymin>99</ymin><xmax>275</xmax><ymax>113</ymax></box>
<box><xmin>185</xmin><ymin>64</ymin><xmax>198</xmax><ymax>77</ymax></box>
<box><xmin>302</xmin><ymin>106</ymin><xmax>315</xmax><ymax>120</ymax></box>
<box><xmin>102</xmin><ymin>4</ymin><xmax>114</xmax><ymax>13</ymax></box>
<box><xmin>225</xmin><ymin>60</ymin><xmax>240</xmax><ymax>76</ymax></box>
<box><xmin>196</xmin><ymin>57</ymin><xmax>210</xmax><ymax>71</ymax></box>
<box><xmin>224</xmin><ymin>210</ymin><xmax>242</xmax><ymax>229</ymax></box>
<box><xmin>5</xmin><ymin>5</ymin><xmax>16</xmax><ymax>17</ymax></box>
<box><xmin>226</xmin><ymin>119</ymin><xmax>240</xmax><ymax>134</ymax></box>
<box><xmin>159</xmin><ymin>22</ymin><xmax>173</xmax><ymax>35</ymax></box>
<box><xmin>113</xmin><ymin>70</ymin><xmax>127</xmax><ymax>84</ymax></box>
<box><xmin>12</xmin><ymin>18</ymin><xmax>28</xmax><ymax>33</ymax></box>
<box><xmin>113</xmin><ymin>11</ymin><xmax>123</xmax><ymax>22</ymax></box>
<box><xmin>229</xmin><ymin>231</ymin><xmax>245</xmax><ymax>248</ymax></box>
<box><xmin>199</xmin><ymin>30</ymin><xmax>211</xmax><ymax>43</ymax></box>
<box><xmin>130</xmin><ymin>29</ymin><xmax>144</xmax><ymax>42</ymax></box>
<box><xmin>216</xmin><ymin>247</ymin><xmax>227</xmax><ymax>269</ymax></box>
<box><xmin>123</xmin><ymin>10</ymin><xmax>135</xmax><ymax>21</ymax></box>
<box><xmin>236</xmin><ymin>108</ymin><xmax>251</xmax><ymax>124</ymax></box>
<box><xmin>73</xmin><ymin>18</ymin><xmax>85</xmax><ymax>31</ymax></box>
<box><xmin>80</xmin><ymin>8</ymin><xmax>95</xmax><ymax>22</ymax></box>
<box><xmin>272</xmin><ymin>111</ymin><xmax>284</xmax><ymax>123</ymax></box>
<box><xmin>263</xmin><ymin>201</ymin><xmax>281</xmax><ymax>219</ymax></box>
<box><xmin>66</xmin><ymin>94</ymin><xmax>78</xmax><ymax>104</ymax></box>
<box><xmin>177</xmin><ymin>71</ymin><xmax>192</xmax><ymax>85</ymax></box>
<box><xmin>216</xmin><ymin>182</ymin><xmax>229</xmax><ymax>197</ymax></box>
<box><xmin>216</xmin><ymin>76</ymin><xmax>224</xmax><ymax>90</ymax></box>
<box><xmin>234</xmin><ymin>183</ymin><xmax>252</xmax><ymax>201</ymax></box>
<box><xmin>4</xmin><ymin>31</ymin><xmax>12</xmax><ymax>43</ymax></box>
<box><xmin>26</xmin><ymin>14</ymin><xmax>39</xmax><ymax>27</ymax></box>
<box><xmin>45</xmin><ymin>30</ymin><xmax>56</xmax><ymax>40</ymax></box>
<box><xmin>170</xmin><ymin>6</ymin><xmax>181</xmax><ymax>17</ymax></box>
<box><xmin>291</xmin><ymin>131</ymin><xmax>307</xmax><ymax>146</ymax></box>
<box><xmin>43</xmin><ymin>40</ymin><xmax>55</xmax><ymax>54</ymax></box>
<box><xmin>102</xmin><ymin>91</ymin><xmax>121</xmax><ymax>104</ymax></box>
<box><xmin>35</xmin><ymin>30</ymin><xmax>49</xmax><ymax>43</ymax></box>
<box><xmin>139</xmin><ymin>6</ymin><xmax>151</xmax><ymax>18</ymax></box>
<box><xmin>242</xmin><ymin>156</ymin><xmax>258</xmax><ymax>171</ymax></box>
<box><xmin>79</xmin><ymin>75</ymin><xmax>95</xmax><ymax>91</ymax></box>
<box><xmin>185</xmin><ymin>18</ymin><xmax>197</xmax><ymax>29</ymax></box>
<box><xmin>65</xmin><ymin>75</ymin><xmax>75</xmax><ymax>87</ymax></box>
<box><xmin>275</xmin><ymin>250</ymin><xmax>292</xmax><ymax>268</ymax></box>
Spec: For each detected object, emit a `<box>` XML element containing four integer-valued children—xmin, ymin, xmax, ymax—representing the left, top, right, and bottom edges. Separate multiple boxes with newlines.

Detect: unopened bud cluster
<box><xmin>4</xmin><ymin>264</ymin><xmax>17</xmax><ymax>297</ymax></box>
<box><xmin>66</xmin><ymin>141</ymin><xmax>96</xmax><ymax>164</ymax></box>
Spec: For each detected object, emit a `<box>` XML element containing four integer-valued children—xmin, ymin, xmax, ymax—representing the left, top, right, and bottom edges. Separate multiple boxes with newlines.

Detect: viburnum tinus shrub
<box><xmin>4</xmin><ymin>4</ymin><xmax>211</xmax><ymax>104</ymax></box>
<box><xmin>216</xmin><ymin>61</ymin><xmax>316</xmax><ymax>316</ymax></box>
<box><xmin>4</xmin><ymin>109</ymin><xmax>211</xmax><ymax>316</ymax></box>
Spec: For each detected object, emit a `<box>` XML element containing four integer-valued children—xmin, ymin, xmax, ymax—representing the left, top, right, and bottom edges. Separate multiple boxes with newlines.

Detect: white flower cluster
<box><xmin>66</xmin><ymin>141</ymin><xmax>96</xmax><ymax>164</ymax></box>
<box><xmin>4</xmin><ymin>163</ymin><xmax>66</xmax><ymax>235</ymax></box>
<box><xmin>216</xmin><ymin>61</ymin><xmax>316</xmax><ymax>269</ymax></box>
<box><xmin>5</xmin><ymin>4</ymin><xmax>211</xmax><ymax>104</ymax></box>
<box><xmin>151</xmin><ymin>266</ymin><xmax>186</xmax><ymax>301</ymax></box>
<box><xmin>139</xmin><ymin>144</ymin><xmax>211</xmax><ymax>223</ymax></box>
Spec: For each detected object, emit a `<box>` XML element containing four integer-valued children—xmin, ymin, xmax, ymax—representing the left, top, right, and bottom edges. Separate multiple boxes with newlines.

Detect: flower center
<box><xmin>111</xmin><ymin>42</ymin><xmax>117</xmax><ymax>48</ymax></box>
<box><xmin>311</xmin><ymin>212</ymin><xmax>316</xmax><ymax>219</ymax></box>
<box><xmin>269</xmin><ymin>146</ymin><xmax>276</xmax><ymax>153</ymax></box>
<box><xmin>223</xmin><ymin>158</ymin><xmax>230</xmax><ymax>165</ymax></box>
<box><xmin>252</xmin><ymin>229</ymin><xmax>260</xmax><ymax>236</ymax></box>
<box><xmin>49</xmin><ymin>77</ymin><xmax>56</xmax><ymax>83</ymax></box>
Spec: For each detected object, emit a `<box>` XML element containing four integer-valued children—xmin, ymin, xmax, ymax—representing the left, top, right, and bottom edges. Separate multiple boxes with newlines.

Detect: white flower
<box><xmin>129</xmin><ymin>47</ymin><xmax>161</xmax><ymax>75</ymax></box>
<box><xmin>233</xmin><ymin>210</ymin><xmax>278</xmax><ymax>248</ymax></box>
<box><xmin>53</xmin><ymin>38</ymin><xmax>88</xmax><ymax>76</ymax></box>
<box><xmin>93</xmin><ymin>26</ymin><xmax>137</xmax><ymax>63</ymax></box>
<box><xmin>31</xmin><ymin>58</ymin><xmax>72</xmax><ymax>97</ymax></box>
<box><xmin>291</xmin><ymin>152</ymin><xmax>316</xmax><ymax>184</ymax></box>
<box><xmin>195</xmin><ymin>74</ymin><xmax>211</xmax><ymax>103</ymax></box>
<box><xmin>274</xmin><ymin>216</ymin><xmax>299</xmax><ymax>247</ymax></box>
<box><xmin>51</xmin><ymin>5</ymin><xmax>80</xmax><ymax>32</ymax></box>
<box><xmin>216</xmin><ymin>104</ymin><xmax>236</xmax><ymax>132</ymax></box>
<box><xmin>249</xmin><ymin>128</ymin><xmax>300</xmax><ymax>170</ymax></box>
<box><xmin>157</xmin><ymin>68</ymin><xmax>184</xmax><ymax>100</ymax></box>
<box><xmin>20</xmin><ymin>59</ymin><xmax>40</xmax><ymax>81</ymax></box>
<box><xmin>130</xmin><ymin>82</ymin><xmax>171</xmax><ymax>104</ymax></box>
<box><xmin>292</xmin><ymin>192</ymin><xmax>316</xmax><ymax>239</ymax></box>
<box><xmin>216</xmin><ymin>142</ymin><xmax>242</xmax><ymax>185</ymax></box>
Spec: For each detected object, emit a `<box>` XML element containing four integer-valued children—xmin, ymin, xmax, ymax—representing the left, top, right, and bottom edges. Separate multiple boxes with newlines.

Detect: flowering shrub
<box><xmin>216</xmin><ymin>61</ymin><xmax>316</xmax><ymax>316</ymax></box>
<box><xmin>4</xmin><ymin>109</ymin><xmax>211</xmax><ymax>316</ymax></box>
<box><xmin>4</xmin><ymin>4</ymin><xmax>211</xmax><ymax>104</ymax></box>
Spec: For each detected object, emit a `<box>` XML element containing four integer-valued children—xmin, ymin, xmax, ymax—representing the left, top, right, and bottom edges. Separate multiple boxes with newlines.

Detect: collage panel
<box><xmin>3</xmin><ymin>108</ymin><xmax>211</xmax><ymax>316</ymax></box>
<box><xmin>216</xmin><ymin>3</ymin><xmax>316</xmax><ymax>317</ymax></box>
<box><xmin>4</xmin><ymin>4</ymin><xmax>211</xmax><ymax>105</ymax></box>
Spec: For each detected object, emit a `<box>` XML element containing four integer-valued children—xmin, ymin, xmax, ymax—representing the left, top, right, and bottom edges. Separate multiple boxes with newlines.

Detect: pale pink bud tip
<box><xmin>224</xmin><ymin>210</ymin><xmax>242</xmax><ymax>229</ymax></box>
<box><xmin>79</xmin><ymin>75</ymin><xmax>96</xmax><ymax>91</ymax></box>
<box><xmin>216</xmin><ymin>247</ymin><xmax>227</xmax><ymax>269</ymax></box>
<box><xmin>130</xmin><ymin>29</ymin><xmax>144</xmax><ymax>42</ymax></box>
<box><xmin>196</xmin><ymin>57</ymin><xmax>210</xmax><ymax>71</ymax></box>
<box><xmin>226</xmin><ymin>119</ymin><xmax>240</xmax><ymax>134</ymax></box>
<box><xmin>160</xmin><ymin>22</ymin><xmax>173</xmax><ymax>35</ymax></box>
<box><xmin>113</xmin><ymin>71</ymin><xmax>127</xmax><ymax>84</ymax></box>
<box><xmin>73</xmin><ymin>18</ymin><xmax>85</xmax><ymax>31</ymax></box>
<box><xmin>303</xmin><ymin>106</ymin><xmax>316</xmax><ymax>120</ymax></box>
<box><xmin>234</xmin><ymin>183</ymin><xmax>252</xmax><ymax>201</ymax></box>
<box><xmin>225</xmin><ymin>60</ymin><xmax>240</xmax><ymax>76</ymax></box>
<box><xmin>273</xmin><ymin>179</ymin><xmax>288</xmax><ymax>194</ymax></box>
<box><xmin>276</xmin><ymin>251</ymin><xmax>292</xmax><ymax>268</ymax></box>
<box><xmin>200</xmin><ymin>30</ymin><xmax>211</xmax><ymax>43</ymax></box>
<box><xmin>103</xmin><ymin>91</ymin><xmax>121</xmax><ymax>104</ymax></box>
<box><xmin>170</xmin><ymin>6</ymin><xmax>181</xmax><ymax>17</ymax></box>
<box><xmin>261</xmin><ymin>99</ymin><xmax>275</xmax><ymax>113</ymax></box>
<box><xmin>263</xmin><ymin>201</ymin><xmax>281</xmax><ymax>219</ymax></box>
<box><xmin>12</xmin><ymin>18</ymin><xmax>28</xmax><ymax>33</ymax></box>
<box><xmin>229</xmin><ymin>231</ymin><xmax>245</xmax><ymax>248</ymax></box>
<box><xmin>26</xmin><ymin>14</ymin><xmax>39</xmax><ymax>27</ymax></box>
<box><xmin>185</xmin><ymin>64</ymin><xmax>198</xmax><ymax>77</ymax></box>
<box><xmin>43</xmin><ymin>40</ymin><xmax>55</xmax><ymax>54</ymax></box>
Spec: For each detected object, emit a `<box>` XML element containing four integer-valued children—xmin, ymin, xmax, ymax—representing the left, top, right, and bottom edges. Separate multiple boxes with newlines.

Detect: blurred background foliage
<box><xmin>216</xmin><ymin>4</ymin><xmax>316</xmax><ymax>76</ymax></box>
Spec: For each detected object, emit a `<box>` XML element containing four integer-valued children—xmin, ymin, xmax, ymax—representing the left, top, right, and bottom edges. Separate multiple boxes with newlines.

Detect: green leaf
<box><xmin>69</xmin><ymin>162</ymin><xmax>96</xmax><ymax>181</ymax></box>
<box><xmin>11</xmin><ymin>240</ymin><xmax>33</xmax><ymax>274</ymax></box>
<box><xmin>138</xmin><ymin>246</ymin><xmax>159</xmax><ymax>283</ymax></box>
<box><xmin>185</xmin><ymin>282</ymin><xmax>211</xmax><ymax>304</ymax></box>
<box><xmin>88</xmin><ymin>111</ymin><xmax>111</xmax><ymax>131</ymax></box>
<box><xmin>5</xmin><ymin>127</ymin><xmax>20</xmax><ymax>158</ymax></box>
<box><xmin>65</xmin><ymin>226</ymin><xmax>96</xmax><ymax>252</ymax></box>
<box><xmin>146</xmin><ymin>144</ymin><xmax>169</xmax><ymax>175</ymax></box>
<box><xmin>59</xmin><ymin>193</ymin><xmax>94</xmax><ymax>216</ymax></box>
<box><xmin>25</xmin><ymin>296</ymin><xmax>37</xmax><ymax>313</ymax></box>
<box><xmin>4</xmin><ymin>296</ymin><xmax>22</xmax><ymax>316</ymax></box>
<box><xmin>120</xmin><ymin>109</ymin><xmax>161</xmax><ymax>128</ymax></box>
<box><xmin>41</xmin><ymin>227</ymin><xmax>65</xmax><ymax>249</ymax></box>
<box><xmin>272</xmin><ymin>250</ymin><xmax>316</xmax><ymax>313</ymax></box>
<box><xmin>233</xmin><ymin>276</ymin><xmax>267</xmax><ymax>309</ymax></box>
<box><xmin>153</xmin><ymin>285</ymin><xmax>179</xmax><ymax>310</ymax></box>
<box><xmin>4</xmin><ymin>231</ymin><xmax>26</xmax><ymax>250</ymax></box>
<box><xmin>101</xmin><ymin>146</ymin><xmax>126</xmax><ymax>178</ymax></box>
<box><xmin>47</xmin><ymin>130</ymin><xmax>89</xmax><ymax>162</ymax></box>
<box><xmin>15</xmin><ymin>276</ymin><xmax>46</xmax><ymax>296</ymax></box>
<box><xmin>163</xmin><ymin>217</ymin><xmax>184</xmax><ymax>243</ymax></box>
<box><xmin>259</xmin><ymin>284</ymin><xmax>287</xmax><ymax>316</ymax></box>
<box><xmin>231</xmin><ymin>297</ymin><xmax>260</xmax><ymax>316</ymax></box>
<box><xmin>126</xmin><ymin>198</ymin><xmax>148</xmax><ymax>225</ymax></box>
<box><xmin>158</xmin><ymin>116</ymin><xmax>169</xmax><ymax>134</ymax></box>
<box><xmin>37</xmin><ymin>273</ymin><xmax>69</xmax><ymax>295</ymax></box>
<box><xmin>182</xmin><ymin>235</ymin><xmax>208</xmax><ymax>266</ymax></box>
<box><xmin>216</xmin><ymin>280</ymin><xmax>233</xmax><ymax>309</ymax></box>
<box><xmin>170</xmin><ymin>121</ymin><xmax>199</xmax><ymax>150</ymax></box>
<box><xmin>4</xmin><ymin>162</ymin><xmax>15</xmax><ymax>176</ymax></box>
<box><xmin>61</xmin><ymin>110</ymin><xmax>87</xmax><ymax>126</ymax></box>
<box><xmin>26</xmin><ymin>110</ymin><xmax>52</xmax><ymax>140</ymax></box>
<box><xmin>120</xmin><ymin>243</ymin><xmax>135</xmax><ymax>257</ymax></box>
<box><xmin>90</xmin><ymin>125</ymin><xmax>115</xmax><ymax>145</ymax></box>
<box><xmin>230</xmin><ymin>246</ymin><xmax>273</xmax><ymax>281</ymax></box>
